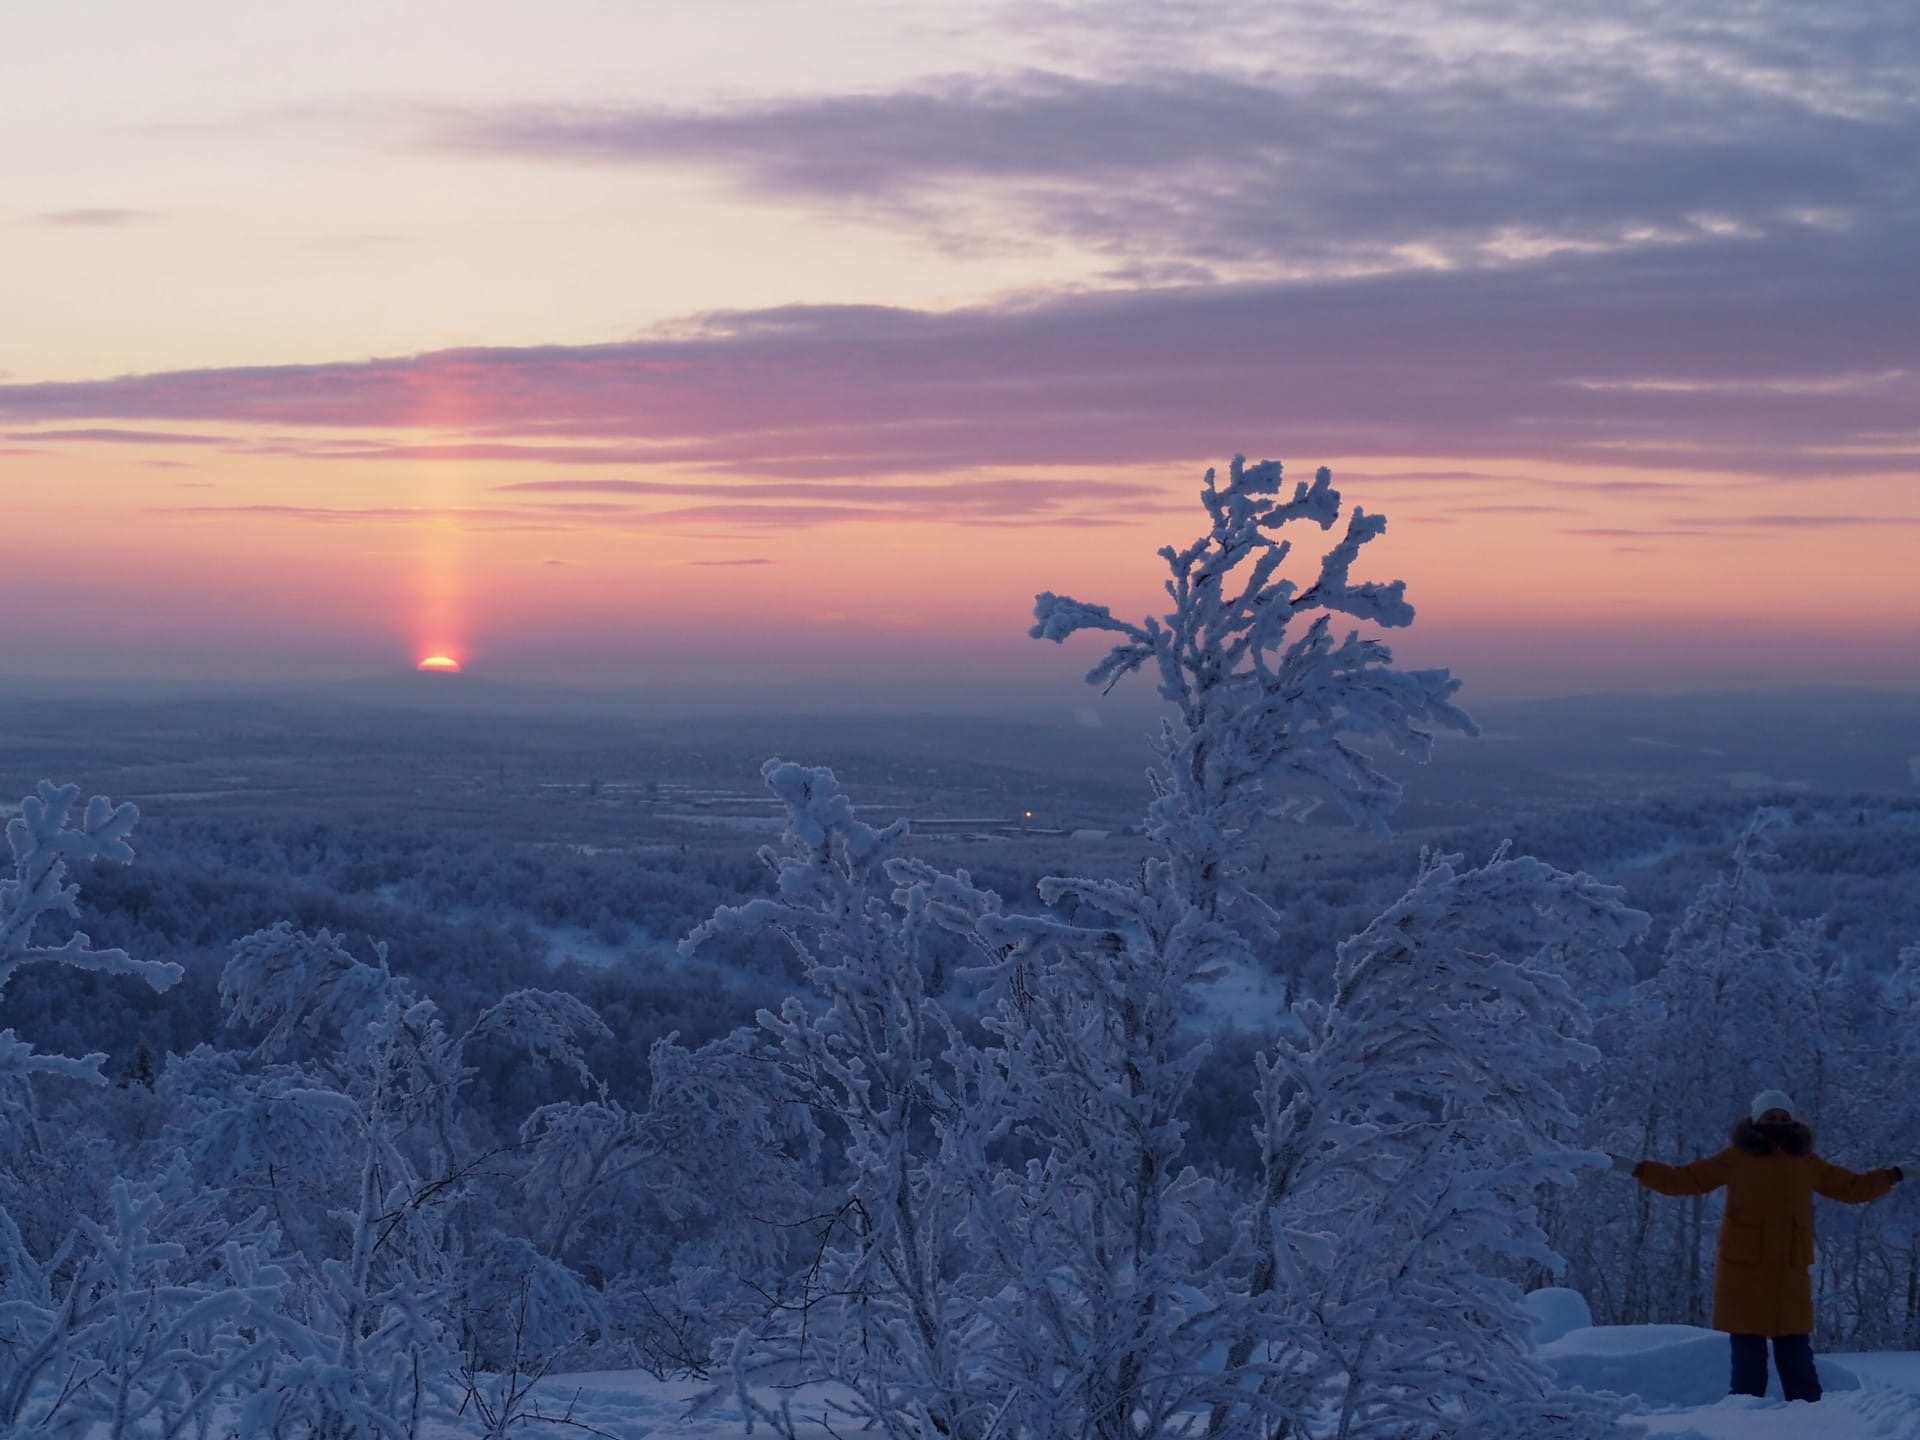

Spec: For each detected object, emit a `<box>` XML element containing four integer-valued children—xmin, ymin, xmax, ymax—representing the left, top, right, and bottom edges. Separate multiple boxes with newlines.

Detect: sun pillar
<box><xmin>410</xmin><ymin>365</ymin><xmax>471</xmax><ymax>671</ymax></box>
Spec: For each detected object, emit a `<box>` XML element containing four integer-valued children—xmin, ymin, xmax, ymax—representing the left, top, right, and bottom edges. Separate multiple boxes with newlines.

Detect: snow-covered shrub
<box><xmin>1220</xmin><ymin>848</ymin><xmax>1645</xmax><ymax>1438</ymax></box>
<box><xmin>510</xmin><ymin>1026</ymin><xmax>819</xmax><ymax>1377</ymax></box>
<box><xmin>0</xmin><ymin>1159</ymin><xmax>289</xmax><ymax>1438</ymax></box>
<box><xmin>681</xmin><ymin>760</ymin><xmax>1003</xmax><ymax>1439</ymax></box>
<box><xmin>0</xmin><ymin>782</ymin><xmax>208</xmax><ymax>1430</ymax></box>
<box><xmin>209</xmin><ymin>923</ymin><xmax>612</xmax><ymax>1434</ymax></box>
<box><xmin>1</xmin><ymin>782</ymin><xmax>181</xmax><ymax>1089</ymax></box>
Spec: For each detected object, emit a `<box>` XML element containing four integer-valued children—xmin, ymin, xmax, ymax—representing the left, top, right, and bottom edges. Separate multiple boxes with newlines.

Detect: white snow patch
<box><xmin>437</xmin><ymin>1346</ymin><xmax>1920</xmax><ymax>1439</ymax></box>
<box><xmin>1523</xmin><ymin>1286</ymin><xmax>1592</xmax><ymax>1345</ymax></box>
<box><xmin>1192</xmin><ymin>957</ymin><xmax>1290</xmax><ymax>1031</ymax></box>
<box><xmin>1540</xmin><ymin>1323</ymin><xmax>1859</xmax><ymax>1409</ymax></box>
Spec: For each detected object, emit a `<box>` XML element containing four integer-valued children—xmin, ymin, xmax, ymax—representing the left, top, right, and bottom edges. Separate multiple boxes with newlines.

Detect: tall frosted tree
<box><xmin>696</xmin><ymin>457</ymin><xmax>1638</xmax><ymax>1439</ymax></box>
<box><xmin>1014</xmin><ymin>459</ymin><xmax>1628</xmax><ymax>1438</ymax></box>
<box><xmin>1032</xmin><ymin>457</ymin><xmax>1474</xmax><ymax>938</ymax></box>
<box><xmin>207</xmin><ymin>922</ymin><xmax>611</xmax><ymax>1437</ymax></box>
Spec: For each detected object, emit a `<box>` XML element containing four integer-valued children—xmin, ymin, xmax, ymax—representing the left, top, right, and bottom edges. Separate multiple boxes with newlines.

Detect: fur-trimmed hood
<box><xmin>1730</xmin><ymin>1115</ymin><xmax>1813</xmax><ymax>1156</ymax></box>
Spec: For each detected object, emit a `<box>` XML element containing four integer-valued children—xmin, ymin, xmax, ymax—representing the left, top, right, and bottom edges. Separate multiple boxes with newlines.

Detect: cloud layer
<box><xmin>431</xmin><ymin>2</ymin><xmax>1918</xmax><ymax>282</ymax></box>
<box><xmin>3</xmin><ymin>231</ymin><xmax>1913</xmax><ymax>493</ymax></box>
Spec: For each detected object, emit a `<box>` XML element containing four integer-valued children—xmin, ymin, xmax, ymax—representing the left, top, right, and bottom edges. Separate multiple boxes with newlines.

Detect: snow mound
<box><xmin>1523</xmin><ymin>1286</ymin><xmax>1592</xmax><ymax>1345</ymax></box>
<box><xmin>1540</xmin><ymin>1324</ymin><xmax>1860</xmax><ymax>1409</ymax></box>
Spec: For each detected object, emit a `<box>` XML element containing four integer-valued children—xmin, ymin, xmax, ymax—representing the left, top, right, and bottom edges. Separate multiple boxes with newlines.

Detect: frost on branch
<box><xmin>0</xmin><ymin>781</ymin><xmax>181</xmax><ymax>1088</ymax></box>
<box><xmin>1214</xmin><ymin>849</ymin><xmax>1650</xmax><ymax>1438</ymax></box>
<box><xmin>0</xmin><ymin>1160</ymin><xmax>291</xmax><ymax>1436</ymax></box>
<box><xmin>216</xmin><ymin>922</ymin><xmax>614</xmax><ymax>1427</ymax></box>
<box><xmin>683</xmin><ymin>759</ymin><xmax>1003</xmax><ymax>1440</ymax></box>
<box><xmin>1032</xmin><ymin>457</ymin><xmax>1475</xmax><ymax>927</ymax></box>
<box><xmin>469</xmin><ymin>988</ymin><xmax>612</xmax><ymax>1090</ymax></box>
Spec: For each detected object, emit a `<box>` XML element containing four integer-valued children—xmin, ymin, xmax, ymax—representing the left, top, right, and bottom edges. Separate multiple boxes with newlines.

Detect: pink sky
<box><xmin>3</xmin><ymin>2</ymin><xmax>1916</xmax><ymax>711</ymax></box>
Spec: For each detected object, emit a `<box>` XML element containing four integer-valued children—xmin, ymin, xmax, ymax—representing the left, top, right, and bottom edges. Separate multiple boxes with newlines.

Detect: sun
<box><xmin>417</xmin><ymin>655</ymin><xmax>462</xmax><ymax>673</ymax></box>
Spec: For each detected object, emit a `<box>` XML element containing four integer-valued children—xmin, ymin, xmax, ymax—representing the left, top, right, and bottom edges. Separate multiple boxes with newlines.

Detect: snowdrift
<box><xmin>1539</xmin><ymin>1322</ymin><xmax>1861</xmax><ymax>1408</ymax></box>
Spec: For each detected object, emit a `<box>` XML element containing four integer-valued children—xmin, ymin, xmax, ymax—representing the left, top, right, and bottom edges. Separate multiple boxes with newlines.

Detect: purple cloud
<box><xmin>3</xmin><ymin>233</ymin><xmax>1913</xmax><ymax>490</ymax></box>
<box><xmin>427</xmin><ymin>2</ymin><xmax>1917</xmax><ymax>275</ymax></box>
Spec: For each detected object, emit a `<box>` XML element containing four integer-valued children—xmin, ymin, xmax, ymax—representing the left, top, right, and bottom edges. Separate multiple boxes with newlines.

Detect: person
<box><xmin>1610</xmin><ymin>1089</ymin><xmax>1910</xmax><ymax>1403</ymax></box>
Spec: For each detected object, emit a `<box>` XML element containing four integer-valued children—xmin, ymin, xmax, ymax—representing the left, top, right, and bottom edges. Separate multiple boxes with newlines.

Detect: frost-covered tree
<box><xmin>1796</xmin><ymin>942</ymin><xmax>1916</xmax><ymax>1348</ymax></box>
<box><xmin>1580</xmin><ymin>809</ymin><xmax>1824</xmax><ymax>1327</ymax></box>
<box><xmin>1</xmin><ymin>782</ymin><xmax>181</xmax><ymax>1088</ymax></box>
<box><xmin>515</xmin><ymin>1029</ymin><xmax>818</xmax><ymax>1377</ymax></box>
<box><xmin>691</xmin><ymin>458</ymin><xmax>1635</xmax><ymax>1440</ymax></box>
<box><xmin>207</xmin><ymin>923</ymin><xmax>611</xmax><ymax>1437</ymax></box>
<box><xmin>975</xmin><ymin>460</ymin><xmax>1612</xmax><ymax>1440</ymax></box>
<box><xmin>0</xmin><ymin>1160</ymin><xmax>289</xmax><ymax>1439</ymax></box>
<box><xmin>1032</xmin><ymin>457</ymin><xmax>1474</xmax><ymax>940</ymax></box>
<box><xmin>0</xmin><ymin>783</ymin><xmax>213</xmax><ymax>1434</ymax></box>
<box><xmin>1219</xmin><ymin>849</ymin><xmax>1645</xmax><ymax>1438</ymax></box>
<box><xmin>682</xmin><ymin>760</ymin><xmax>1003</xmax><ymax>1440</ymax></box>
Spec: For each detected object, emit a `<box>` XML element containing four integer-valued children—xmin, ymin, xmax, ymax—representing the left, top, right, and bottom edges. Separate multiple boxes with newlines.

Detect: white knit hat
<box><xmin>1751</xmin><ymin>1089</ymin><xmax>1796</xmax><ymax>1122</ymax></box>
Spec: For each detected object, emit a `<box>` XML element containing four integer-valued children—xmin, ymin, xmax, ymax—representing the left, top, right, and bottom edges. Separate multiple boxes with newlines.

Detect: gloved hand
<box><xmin>1888</xmin><ymin>1162</ymin><xmax>1914</xmax><ymax>1182</ymax></box>
<box><xmin>1608</xmin><ymin>1153</ymin><xmax>1639</xmax><ymax>1177</ymax></box>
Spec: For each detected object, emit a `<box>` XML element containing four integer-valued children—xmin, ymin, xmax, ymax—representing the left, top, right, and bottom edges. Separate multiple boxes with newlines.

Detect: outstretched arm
<box><xmin>1813</xmin><ymin>1156</ymin><xmax>1901</xmax><ymax>1204</ymax></box>
<box><xmin>1632</xmin><ymin>1147</ymin><xmax>1735</xmax><ymax>1197</ymax></box>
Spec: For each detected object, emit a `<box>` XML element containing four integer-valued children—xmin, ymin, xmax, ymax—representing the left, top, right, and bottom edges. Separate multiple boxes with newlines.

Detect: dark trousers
<box><xmin>1729</xmin><ymin>1333</ymin><xmax>1822</xmax><ymax>1402</ymax></box>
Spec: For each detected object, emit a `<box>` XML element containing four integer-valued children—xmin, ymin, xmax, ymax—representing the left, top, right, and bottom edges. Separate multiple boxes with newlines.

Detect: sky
<box><xmin>3</xmin><ymin>0</ymin><xmax>1916</xmax><ymax>712</ymax></box>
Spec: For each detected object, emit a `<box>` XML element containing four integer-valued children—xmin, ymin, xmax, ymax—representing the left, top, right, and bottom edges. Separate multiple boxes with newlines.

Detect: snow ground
<box><xmin>507</xmin><ymin>1336</ymin><xmax>1920</xmax><ymax>1440</ymax></box>
<box><xmin>1537</xmin><ymin>1320</ymin><xmax>1920</xmax><ymax>1440</ymax></box>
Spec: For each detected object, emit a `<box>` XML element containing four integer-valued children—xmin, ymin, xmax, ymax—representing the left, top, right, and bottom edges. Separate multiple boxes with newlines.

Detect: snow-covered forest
<box><xmin>5</xmin><ymin>462</ymin><xmax>1919</xmax><ymax>1437</ymax></box>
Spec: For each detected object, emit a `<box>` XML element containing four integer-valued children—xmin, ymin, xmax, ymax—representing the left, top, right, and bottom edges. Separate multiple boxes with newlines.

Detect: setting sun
<box><xmin>417</xmin><ymin>655</ymin><xmax>462</xmax><ymax>673</ymax></box>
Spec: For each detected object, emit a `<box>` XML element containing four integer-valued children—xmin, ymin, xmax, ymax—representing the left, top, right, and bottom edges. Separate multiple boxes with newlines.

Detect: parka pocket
<box><xmin>1791</xmin><ymin>1220</ymin><xmax>1815</xmax><ymax>1268</ymax></box>
<box><xmin>1723</xmin><ymin>1212</ymin><xmax>1764</xmax><ymax>1266</ymax></box>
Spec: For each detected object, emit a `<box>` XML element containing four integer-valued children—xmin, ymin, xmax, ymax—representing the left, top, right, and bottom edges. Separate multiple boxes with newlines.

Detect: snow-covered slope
<box><xmin>507</xmin><ymin>1338</ymin><xmax>1920</xmax><ymax>1440</ymax></box>
<box><xmin>1637</xmin><ymin>1359</ymin><xmax>1920</xmax><ymax>1438</ymax></box>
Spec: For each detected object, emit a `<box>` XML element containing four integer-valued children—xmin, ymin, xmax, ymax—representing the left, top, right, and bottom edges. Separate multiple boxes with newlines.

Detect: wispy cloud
<box><xmin>1727</xmin><ymin>513</ymin><xmax>1920</xmax><ymax>528</ymax></box>
<box><xmin>687</xmin><ymin>557</ymin><xmax>773</xmax><ymax>566</ymax></box>
<box><xmin>1568</xmin><ymin>526</ymin><xmax>1747</xmax><ymax>539</ymax></box>
<box><xmin>144</xmin><ymin>467</ymin><xmax>1160</xmax><ymax>532</ymax></box>
<box><xmin>493</xmin><ymin>475</ymin><xmax>1165</xmax><ymax>514</ymax></box>
<box><xmin>425</xmin><ymin>1</ymin><xmax>1917</xmax><ymax>281</ymax></box>
<box><xmin>1455</xmin><ymin>503</ymin><xmax>1577</xmax><ymax>515</ymax></box>
<box><xmin>6</xmin><ymin>427</ymin><xmax>224</xmax><ymax>445</ymax></box>
<box><xmin>28</xmin><ymin>207</ymin><xmax>159</xmax><ymax>228</ymax></box>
